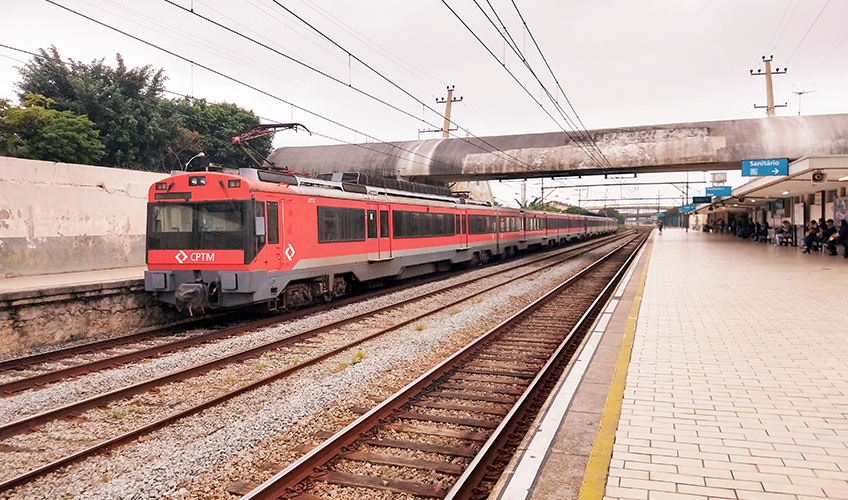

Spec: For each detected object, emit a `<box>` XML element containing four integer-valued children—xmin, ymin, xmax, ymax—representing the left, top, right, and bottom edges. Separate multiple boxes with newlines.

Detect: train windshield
<box><xmin>147</xmin><ymin>201</ymin><xmax>246</xmax><ymax>250</ymax></box>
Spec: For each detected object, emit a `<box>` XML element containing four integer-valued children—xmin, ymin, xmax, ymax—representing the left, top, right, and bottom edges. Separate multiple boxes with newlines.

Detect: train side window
<box><xmin>254</xmin><ymin>201</ymin><xmax>266</xmax><ymax>254</ymax></box>
<box><xmin>267</xmin><ymin>201</ymin><xmax>279</xmax><ymax>245</ymax></box>
<box><xmin>455</xmin><ymin>214</ymin><xmax>460</xmax><ymax>235</ymax></box>
<box><xmin>318</xmin><ymin>206</ymin><xmax>366</xmax><ymax>243</ymax></box>
<box><xmin>367</xmin><ymin>210</ymin><xmax>377</xmax><ymax>239</ymax></box>
<box><xmin>380</xmin><ymin>210</ymin><xmax>389</xmax><ymax>238</ymax></box>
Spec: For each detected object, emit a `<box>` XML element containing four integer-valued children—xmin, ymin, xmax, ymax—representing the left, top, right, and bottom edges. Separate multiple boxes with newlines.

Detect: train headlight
<box><xmin>227</xmin><ymin>179</ymin><xmax>241</xmax><ymax>188</ymax></box>
<box><xmin>189</xmin><ymin>176</ymin><xmax>206</xmax><ymax>186</ymax></box>
<box><xmin>155</xmin><ymin>182</ymin><xmax>168</xmax><ymax>190</ymax></box>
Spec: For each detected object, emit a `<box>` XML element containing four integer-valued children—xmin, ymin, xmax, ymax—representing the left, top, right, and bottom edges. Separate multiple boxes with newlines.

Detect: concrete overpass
<box><xmin>267</xmin><ymin>114</ymin><xmax>848</xmax><ymax>182</ymax></box>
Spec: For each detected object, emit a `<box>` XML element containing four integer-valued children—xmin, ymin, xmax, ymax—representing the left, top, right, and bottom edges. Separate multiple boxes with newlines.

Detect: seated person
<box><xmin>836</xmin><ymin>220</ymin><xmax>848</xmax><ymax>258</ymax></box>
<box><xmin>822</xmin><ymin>219</ymin><xmax>837</xmax><ymax>255</ymax></box>
<box><xmin>802</xmin><ymin>220</ymin><xmax>821</xmax><ymax>253</ymax></box>
<box><xmin>754</xmin><ymin>222</ymin><xmax>769</xmax><ymax>241</ymax></box>
<box><xmin>774</xmin><ymin>220</ymin><xmax>792</xmax><ymax>246</ymax></box>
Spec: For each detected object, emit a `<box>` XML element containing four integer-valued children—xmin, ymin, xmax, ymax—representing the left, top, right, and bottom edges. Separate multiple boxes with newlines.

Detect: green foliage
<box><xmin>170</xmin><ymin>98</ymin><xmax>271</xmax><ymax>169</ymax></box>
<box><xmin>0</xmin><ymin>93</ymin><xmax>105</xmax><ymax>164</ymax></box>
<box><xmin>14</xmin><ymin>46</ymin><xmax>269</xmax><ymax>171</ymax></box>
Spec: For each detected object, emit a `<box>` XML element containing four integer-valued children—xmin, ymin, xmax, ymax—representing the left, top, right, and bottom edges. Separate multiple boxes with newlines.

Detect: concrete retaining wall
<box><xmin>0</xmin><ymin>279</ymin><xmax>183</xmax><ymax>355</ymax></box>
<box><xmin>0</xmin><ymin>156</ymin><xmax>167</xmax><ymax>277</ymax></box>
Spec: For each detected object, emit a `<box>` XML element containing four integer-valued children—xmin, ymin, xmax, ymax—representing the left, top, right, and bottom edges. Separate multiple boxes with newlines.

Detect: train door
<box><xmin>366</xmin><ymin>206</ymin><xmax>380</xmax><ymax>261</ymax></box>
<box><xmin>266</xmin><ymin>200</ymin><xmax>283</xmax><ymax>271</ymax></box>
<box><xmin>379</xmin><ymin>204</ymin><xmax>391</xmax><ymax>259</ymax></box>
<box><xmin>458</xmin><ymin>210</ymin><xmax>469</xmax><ymax>249</ymax></box>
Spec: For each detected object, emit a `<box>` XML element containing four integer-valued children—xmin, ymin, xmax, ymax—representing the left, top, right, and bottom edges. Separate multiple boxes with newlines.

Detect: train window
<box><xmin>498</xmin><ymin>216</ymin><xmax>520</xmax><ymax>233</ymax></box>
<box><xmin>380</xmin><ymin>211</ymin><xmax>389</xmax><ymax>238</ymax></box>
<box><xmin>367</xmin><ymin>210</ymin><xmax>377</xmax><ymax>239</ymax></box>
<box><xmin>254</xmin><ymin>201</ymin><xmax>266</xmax><ymax>255</ymax></box>
<box><xmin>147</xmin><ymin>201</ymin><xmax>247</xmax><ymax>255</ymax></box>
<box><xmin>392</xmin><ymin>210</ymin><xmax>455</xmax><ymax>238</ymax></box>
<box><xmin>462</xmin><ymin>214</ymin><xmax>467</xmax><ymax>234</ymax></box>
<box><xmin>468</xmin><ymin>214</ymin><xmax>496</xmax><ymax>234</ymax></box>
<box><xmin>318</xmin><ymin>206</ymin><xmax>366</xmax><ymax>243</ymax></box>
<box><xmin>267</xmin><ymin>201</ymin><xmax>279</xmax><ymax>245</ymax></box>
<box><xmin>455</xmin><ymin>214</ymin><xmax>460</xmax><ymax>235</ymax></box>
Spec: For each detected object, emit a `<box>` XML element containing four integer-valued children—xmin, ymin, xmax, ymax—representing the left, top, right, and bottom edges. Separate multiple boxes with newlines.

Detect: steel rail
<box><xmin>445</xmin><ymin>232</ymin><xmax>648</xmax><ymax>500</ymax></box>
<box><xmin>0</xmin><ymin>231</ymin><xmax>629</xmax><ymax>394</ymax></box>
<box><xmin>238</xmin><ymin>232</ymin><xmax>645</xmax><ymax>500</ymax></box>
<box><xmin>0</xmin><ymin>234</ymin><xmax>632</xmax><ymax>492</ymax></box>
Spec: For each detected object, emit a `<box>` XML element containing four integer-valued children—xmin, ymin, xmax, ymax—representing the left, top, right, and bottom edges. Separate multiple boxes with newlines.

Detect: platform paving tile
<box><xmin>604</xmin><ymin>231</ymin><xmax>848</xmax><ymax>499</ymax></box>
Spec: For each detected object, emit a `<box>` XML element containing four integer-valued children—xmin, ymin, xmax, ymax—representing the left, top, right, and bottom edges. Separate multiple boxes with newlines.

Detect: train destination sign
<box><xmin>680</xmin><ymin>204</ymin><xmax>696</xmax><ymax>213</ymax></box>
<box><xmin>742</xmin><ymin>158</ymin><xmax>788</xmax><ymax>177</ymax></box>
<box><xmin>706</xmin><ymin>186</ymin><xmax>732</xmax><ymax>196</ymax></box>
<box><xmin>692</xmin><ymin>196</ymin><xmax>712</xmax><ymax>204</ymax></box>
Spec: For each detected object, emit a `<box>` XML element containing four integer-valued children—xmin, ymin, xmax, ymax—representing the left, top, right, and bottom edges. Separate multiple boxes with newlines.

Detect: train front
<box><xmin>144</xmin><ymin>171</ymin><xmax>264</xmax><ymax>314</ymax></box>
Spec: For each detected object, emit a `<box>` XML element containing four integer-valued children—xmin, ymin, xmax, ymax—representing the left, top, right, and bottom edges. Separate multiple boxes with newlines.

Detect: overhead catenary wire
<box><xmin>454</xmin><ymin>0</ymin><xmax>609</xmax><ymax>169</ymax></box>
<box><xmin>2</xmin><ymin>41</ymin><xmax>445</xmax><ymax>173</ymax></box>
<box><xmin>763</xmin><ymin>0</ymin><xmax>795</xmax><ymax>55</ymax></box>
<box><xmin>506</xmin><ymin>0</ymin><xmax>613</xmax><ymax>169</ymax></box>
<box><xmin>164</xmin><ymin>0</ymin><xmax>542</xmax><ymax>173</ymax></box>
<box><xmin>504</xmin><ymin>0</ymin><xmax>641</xmax><ymax>199</ymax></box>
<box><xmin>39</xmin><ymin>1</ymin><xmax>456</xmax><ymax>173</ymax></box>
<box><xmin>0</xmin><ymin>42</ymin><xmax>195</xmax><ymax>102</ymax></box>
<box><xmin>785</xmin><ymin>0</ymin><xmax>831</xmax><ymax>64</ymax></box>
<box><xmin>450</xmin><ymin>0</ymin><xmax>638</xmax><ymax>202</ymax></box>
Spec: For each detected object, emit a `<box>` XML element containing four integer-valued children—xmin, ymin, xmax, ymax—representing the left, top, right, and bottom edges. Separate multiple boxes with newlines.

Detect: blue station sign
<box><xmin>705</xmin><ymin>186</ymin><xmax>732</xmax><ymax>197</ymax></box>
<box><xmin>656</xmin><ymin>213</ymin><xmax>666</xmax><ymax>217</ymax></box>
<box><xmin>692</xmin><ymin>196</ymin><xmax>712</xmax><ymax>204</ymax></box>
<box><xmin>680</xmin><ymin>204</ymin><xmax>696</xmax><ymax>213</ymax></box>
<box><xmin>742</xmin><ymin>158</ymin><xmax>788</xmax><ymax>177</ymax></box>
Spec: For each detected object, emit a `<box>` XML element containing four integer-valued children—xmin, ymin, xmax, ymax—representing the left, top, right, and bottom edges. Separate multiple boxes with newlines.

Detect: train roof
<box><xmin>164</xmin><ymin>168</ymin><xmax>613</xmax><ymax>219</ymax></box>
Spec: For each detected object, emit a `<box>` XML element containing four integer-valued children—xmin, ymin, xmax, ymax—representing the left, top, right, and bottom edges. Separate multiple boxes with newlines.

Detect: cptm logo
<box><xmin>175</xmin><ymin>250</ymin><xmax>216</xmax><ymax>264</ymax></box>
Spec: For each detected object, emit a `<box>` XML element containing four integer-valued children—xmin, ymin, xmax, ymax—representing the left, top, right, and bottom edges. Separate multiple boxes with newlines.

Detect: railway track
<box><xmin>0</xmin><ymin>232</ymin><xmax>628</xmax><ymax>396</ymax></box>
<box><xmin>0</xmin><ymin>231</ymin><xmax>635</xmax><ymax>493</ymax></box>
<box><xmin>233</xmin><ymin>231</ymin><xmax>648</xmax><ymax>500</ymax></box>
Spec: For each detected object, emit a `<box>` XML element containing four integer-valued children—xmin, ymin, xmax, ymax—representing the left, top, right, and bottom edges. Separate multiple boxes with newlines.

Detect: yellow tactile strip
<box><xmin>578</xmin><ymin>240</ymin><xmax>653</xmax><ymax>500</ymax></box>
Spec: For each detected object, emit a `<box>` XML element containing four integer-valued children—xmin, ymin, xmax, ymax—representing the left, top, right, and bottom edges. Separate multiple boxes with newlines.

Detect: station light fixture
<box><xmin>751</xmin><ymin>199</ymin><xmax>756</xmax><ymax>202</ymax></box>
<box><xmin>782</xmin><ymin>190</ymin><xmax>790</xmax><ymax>195</ymax></box>
<box><xmin>839</xmin><ymin>175</ymin><xmax>848</xmax><ymax>181</ymax></box>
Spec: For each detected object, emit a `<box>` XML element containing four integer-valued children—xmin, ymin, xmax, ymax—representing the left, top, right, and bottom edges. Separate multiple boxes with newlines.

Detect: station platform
<box><xmin>0</xmin><ymin>266</ymin><xmax>145</xmax><ymax>294</ymax></box>
<box><xmin>490</xmin><ymin>228</ymin><xmax>848</xmax><ymax>500</ymax></box>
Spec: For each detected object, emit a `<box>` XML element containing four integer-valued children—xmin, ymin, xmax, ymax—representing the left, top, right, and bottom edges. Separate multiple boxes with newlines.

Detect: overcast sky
<box><xmin>2</xmin><ymin>0</ymin><xmax>846</xmax><ymax>208</ymax></box>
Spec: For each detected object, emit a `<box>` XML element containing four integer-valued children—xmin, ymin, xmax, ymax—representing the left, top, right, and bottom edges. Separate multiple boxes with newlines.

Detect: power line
<box><xmin>41</xmin><ymin>1</ymin><xmax>455</xmax><ymax>173</ymax></box>
<box><xmin>440</xmin><ymin>0</ymin><xmax>607</xmax><ymax>171</ymax></box>
<box><xmin>785</xmin><ymin>0</ymin><xmax>831</xmax><ymax>63</ymax></box>
<box><xmin>763</xmin><ymin>0</ymin><xmax>795</xmax><ymax>54</ymax></box>
<box><xmin>462</xmin><ymin>1</ymin><xmax>639</xmax><ymax>202</ymax></box>
<box><xmin>805</xmin><ymin>30</ymin><xmax>848</xmax><ymax>83</ymax></box>
<box><xmin>461</xmin><ymin>0</ymin><xmax>608</xmax><ymax>169</ymax></box>
<box><xmin>166</xmin><ymin>0</ymin><xmax>542</xmax><ymax>174</ymax></box>
<box><xmin>772</xmin><ymin>0</ymin><xmax>801</xmax><ymax>56</ymax></box>
<box><xmin>507</xmin><ymin>0</ymin><xmax>613</xmax><ymax>169</ymax></box>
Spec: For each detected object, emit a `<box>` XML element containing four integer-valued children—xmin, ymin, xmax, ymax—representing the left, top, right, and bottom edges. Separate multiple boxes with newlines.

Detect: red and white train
<box><xmin>145</xmin><ymin>168</ymin><xmax>617</xmax><ymax>313</ymax></box>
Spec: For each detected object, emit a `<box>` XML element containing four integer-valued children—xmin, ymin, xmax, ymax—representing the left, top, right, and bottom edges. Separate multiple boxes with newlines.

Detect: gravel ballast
<box><xmin>2</xmin><ymin>240</ymin><xmax>626</xmax><ymax>500</ymax></box>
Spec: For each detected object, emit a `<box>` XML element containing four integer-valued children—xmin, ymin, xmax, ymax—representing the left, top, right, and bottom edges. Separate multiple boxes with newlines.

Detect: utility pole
<box><xmin>751</xmin><ymin>56</ymin><xmax>787</xmax><ymax>116</ymax></box>
<box><xmin>521</xmin><ymin>181</ymin><xmax>526</xmax><ymax>207</ymax></box>
<box><xmin>436</xmin><ymin>85</ymin><xmax>462</xmax><ymax>138</ymax></box>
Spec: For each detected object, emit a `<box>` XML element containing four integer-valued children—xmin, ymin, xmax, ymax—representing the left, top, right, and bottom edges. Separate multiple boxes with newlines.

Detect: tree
<box><xmin>16</xmin><ymin>47</ymin><xmax>172</xmax><ymax>170</ymax></box>
<box><xmin>0</xmin><ymin>93</ymin><xmax>105</xmax><ymax>164</ymax></box>
<box><xmin>168</xmin><ymin>98</ymin><xmax>271</xmax><ymax>170</ymax></box>
<box><xmin>14</xmin><ymin>46</ymin><xmax>270</xmax><ymax>171</ymax></box>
